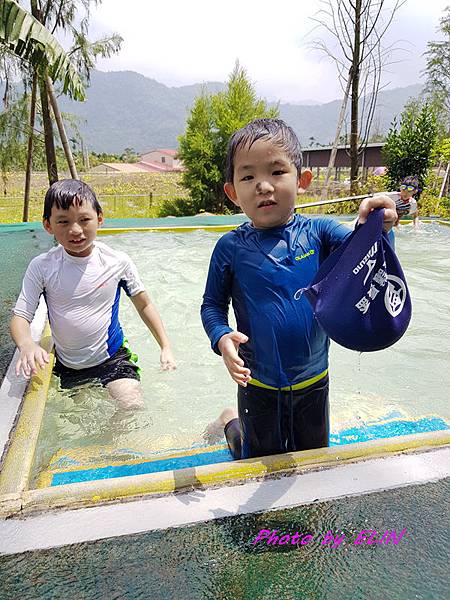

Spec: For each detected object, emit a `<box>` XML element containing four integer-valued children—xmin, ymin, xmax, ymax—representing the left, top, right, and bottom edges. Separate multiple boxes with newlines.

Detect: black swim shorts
<box><xmin>225</xmin><ymin>375</ymin><xmax>329</xmax><ymax>460</ymax></box>
<box><xmin>53</xmin><ymin>345</ymin><xmax>140</xmax><ymax>389</ymax></box>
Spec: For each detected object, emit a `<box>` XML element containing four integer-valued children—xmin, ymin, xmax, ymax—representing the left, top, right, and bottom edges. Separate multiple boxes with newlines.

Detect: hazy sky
<box><xmin>90</xmin><ymin>0</ymin><xmax>448</xmax><ymax>104</ymax></box>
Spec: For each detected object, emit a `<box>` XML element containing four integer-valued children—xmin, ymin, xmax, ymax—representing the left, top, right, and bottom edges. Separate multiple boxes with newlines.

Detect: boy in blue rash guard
<box><xmin>201</xmin><ymin>118</ymin><xmax>397</xmax><ymax>460</ymax></box>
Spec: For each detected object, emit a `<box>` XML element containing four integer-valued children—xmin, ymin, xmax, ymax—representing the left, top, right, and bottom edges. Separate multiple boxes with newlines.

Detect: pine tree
<box><xmin>177</xmin><ymin>63</ymin><xmax>278</xmax><ymax>214</ymax></box>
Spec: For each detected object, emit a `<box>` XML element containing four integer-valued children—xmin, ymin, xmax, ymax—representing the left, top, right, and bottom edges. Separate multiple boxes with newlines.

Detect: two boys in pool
<box><xmin>11</xmin><ymin>118</ymin><xmax>396</xmax><ymax>459</ymax></box>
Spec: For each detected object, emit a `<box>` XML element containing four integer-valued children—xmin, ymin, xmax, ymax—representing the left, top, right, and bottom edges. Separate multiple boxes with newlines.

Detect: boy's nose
<box><xmin>256</xmin><ymin>180</ymin><xmax>274</xmax><ymax>194</ymax></box>
<box><xmin>69</xmin><ymin>222</ymin><xmax>83</xmax><ymax>235</ymax></box>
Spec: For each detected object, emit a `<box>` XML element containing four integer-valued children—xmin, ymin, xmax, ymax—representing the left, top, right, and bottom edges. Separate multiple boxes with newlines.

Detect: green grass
<box><xmin>0</xmin><ymin>171</ymin><xmax>189</xmax><ymax>222</ymax></box>
<box><xmin>3</xmin><ymin>170</ymin><xmax>447</xmax><ymax>224</ymax></box>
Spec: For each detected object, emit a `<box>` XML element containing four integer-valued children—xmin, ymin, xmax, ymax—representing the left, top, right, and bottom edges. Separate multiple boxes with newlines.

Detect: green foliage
<box><xmin>417</xmin><ymin>188</ymin><xmax>450</xmax><ymax>218</ymax></box>
<box><xmin>0</xmin><ymin>92</ymin><xmax>28</xmax><ymax>191</ymax></box>
<box><xmin>177</xmin><ymin>63</ymin><xmax>278</xmax><ymax>214</ymax></box>
<box><xmin>423</xmin><ymin>6</ymin><xmax>450</xmax><ymax>133</ymax></box>
<box><xmin>382</xmin><ymin>100</ymin><xmax>438</xmax><ymax>195</ymax></box>
<box><xmin>89</xmin><ymin>151</ymin><xmax>122</xmax><ymax>166</ymax></box>
<box><xmin>0</xmin><ymin>171</ymin><xmax>188</xmax><ymax>222</ymax></box>
<box><xmin>120</xmin><ymin>147</ymin><xmax>139</xmax><ymax>163</ymax></box>
<box><xmin>0</xmin><ymin>0</ymin><xmax>84</xmax><ymax>100</ymax></box>
<box><xmin>157</xmin><ymin>196</ymin><xmax>200</xmax><ymax>217</ymax></box>
<box><xmin>436</xmin><ymin>137</ymin><xmax>450</xmax><ymax>163</ymax></box>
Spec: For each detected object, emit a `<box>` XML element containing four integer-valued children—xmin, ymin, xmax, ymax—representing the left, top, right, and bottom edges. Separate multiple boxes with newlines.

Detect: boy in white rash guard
<box><xmin>11</xmin><ymin>180</ymin><xmax>176</xmax><ymax>410</ymax></box>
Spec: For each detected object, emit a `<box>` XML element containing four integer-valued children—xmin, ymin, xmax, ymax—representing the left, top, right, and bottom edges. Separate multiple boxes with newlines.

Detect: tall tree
<box><xmin>178</xmin><ymin>63</ymin><xmax>278</xmax><ymax>214</ymax></box>
<box><xmin>0</xmin><ymin>0</ymin><xmax>84</xmax><ymax>98</ymax></box>
<box><xmin>27</xmin><ymin>0</ymin><xmax>122</xmax><ymax>184</ymax></box>
<box><xmin>423</xmin><ymin>6</ymin><xmax>450</xmax><ymax>135</ymax></box>
<box><xmin>1</xmin><ymin>0</ymin><xmax>122</xmax><ymax>218</ymax></box>
<box><xmin>382</xmin><ymin>100</ymin><xmax>438</xmax><ymax>195</ymax></box>
<box><xmin>1</xmin><ymin>0</ymin><xmax>86</xmax><ymax>195</ymax></box>
<box><xmin>312</xmin><ymin>0</ymin><xmax>404</xmax><ymax>195</ymax></box>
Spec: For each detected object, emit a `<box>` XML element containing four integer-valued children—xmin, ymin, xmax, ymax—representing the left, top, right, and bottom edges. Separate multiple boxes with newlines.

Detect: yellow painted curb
<box><xmin>36</xmin><ymin>443</ymin><xmax>228</xmax><ymax>489</ymax></box>
<box><xmin>0</xmin><ymin>493</ymin><xmax>22</xmax><ymax>519</ymax></box>
<box><xmin>18</xmin><ymin>429</ymin><xmax>450</xmax><ymax>516</ymax></box>
<box><xmin>0</xmin><ymin>327</ymin><xmax>54</xmax><ymax>497</ymax></box>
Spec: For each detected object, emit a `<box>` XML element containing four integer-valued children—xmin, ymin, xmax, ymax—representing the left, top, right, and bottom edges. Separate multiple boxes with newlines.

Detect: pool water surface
<box><xmin>28</xmin><ymin>222</ymin><xmax>450</xmax><ymax>483</ymax></box>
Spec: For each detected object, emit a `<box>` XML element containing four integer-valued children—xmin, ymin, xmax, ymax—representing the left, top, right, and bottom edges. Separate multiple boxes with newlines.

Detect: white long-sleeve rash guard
<box><xmin>13</xmin><ymin>241</ymin><xmax>145</xmax><ymax>369</ymax></box>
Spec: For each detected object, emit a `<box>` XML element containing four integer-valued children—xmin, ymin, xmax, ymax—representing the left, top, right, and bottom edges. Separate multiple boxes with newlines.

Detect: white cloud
<box><xmin>90</xmin><ymin>0</ymin><xmax>449</xmax><ymax>103</ymax></box>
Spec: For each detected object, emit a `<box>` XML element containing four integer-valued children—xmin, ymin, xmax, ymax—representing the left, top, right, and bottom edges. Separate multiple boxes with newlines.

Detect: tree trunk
<box><xmin>46</xmin><ymin>74</ymin><xmax>79</xmax><ymax>180</ymax></box>
<box><xmin>350</xmin><ymin>0</ymin><xmax>362</xmax><ymax>195</ymax></box>
<box><xmin>321</xmin><ymin>75</ymin><xmax>352</xmax><ymax>200</ymax></box>
<box><xmin>30</xmin><ymin>0</ymin><xmax>58</xmax><ymax>185</ymax></box>
<box><xmin>23</xmin><ymin>73</ymin><xmax>37</xmax><ymax>222</ymax></box>
<box><xmin>39</xmin><ymin>74</ymin><xmax>58</xmax><ymax>185</ymax></box>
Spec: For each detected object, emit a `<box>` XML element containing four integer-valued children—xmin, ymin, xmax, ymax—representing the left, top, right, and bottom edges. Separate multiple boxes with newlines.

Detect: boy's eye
<box><xmin>58</xmin><ymin>220</ymin><xmax>68</xmax><ymax>225</ymax></box>
<box><xmin>273</xmin><ymin>170</ymin><xmax>287</xmax><ymax>176</ymax></box>
<box><xmin>241</xmin><ymin>175</ymin><xmax>254</xmax><ymax>181</ymax></box>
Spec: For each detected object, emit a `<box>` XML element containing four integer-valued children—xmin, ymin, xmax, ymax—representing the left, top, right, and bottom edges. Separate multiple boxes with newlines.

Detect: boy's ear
<box><xmin>224</xmin><ymin>182</ymin><xmax>240</xmax><ymax>207</ymax></box>
<box><xmin>98</xmin><ymin>212</ymin><xmax>104</xmax><ymax>226</ymax></box>
<box><xmin>298</xmin><ymin>169</ymin><xmax>313</xmax><ymax>193</ymax></box>
<box><xmin>43</xmin><ymin>218</ymin><xmax>53</xmax><ymax>234</ymax></box>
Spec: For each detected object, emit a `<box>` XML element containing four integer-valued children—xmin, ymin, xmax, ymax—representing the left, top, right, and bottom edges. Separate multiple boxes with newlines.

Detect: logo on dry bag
<box><xmin>352</xmin><ymin>242</ymin><xmax>378</xmax><ymax>280</ymax></box>
<box><xmin>385</xmin><ymin>275</ymin><xmax>407</xmax><ymax>317</ymax></box>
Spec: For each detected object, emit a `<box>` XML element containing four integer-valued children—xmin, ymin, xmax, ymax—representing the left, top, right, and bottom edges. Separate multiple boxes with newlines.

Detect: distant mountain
<box><xmin>57</xmin><ymin>70</ymin><xmax>226</xmax><ymax>154</ymax></box>
<box><xmin>1</xmin><ymin>70</ymin><xmax>423</xmax><ymax>154</ymax></box>
<box><xmin>278</xmin><ymin>84</ymin><xmax>423</xmax><ymax>149</ymax></box>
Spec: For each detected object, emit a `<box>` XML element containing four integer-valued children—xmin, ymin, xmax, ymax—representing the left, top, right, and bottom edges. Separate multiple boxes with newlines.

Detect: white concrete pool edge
<box><xmin>0</xmin><ymin>446</ymin><xmax>449</xmax><ymax>555</ymax></box>
<box><xmin>0</xmin><ymin>299</ymin><xmax>48</xmax><ymax>466</ymax></box>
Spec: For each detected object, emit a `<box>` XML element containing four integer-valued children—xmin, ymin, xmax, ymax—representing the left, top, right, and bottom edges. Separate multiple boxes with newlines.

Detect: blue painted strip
<box><xmin>329</xmin><ymin>417</ymin><xmax>449</xmax><ymax>446</ymax></box>
<box><xmin>51</xmin><ymin>448</ymin><xmax>233</xmax><ymax>486</ymax></box>
<box><xmin>50</xmin><ymin>416</ymin><xmax>450</xmax><ymax>487</ymax></box>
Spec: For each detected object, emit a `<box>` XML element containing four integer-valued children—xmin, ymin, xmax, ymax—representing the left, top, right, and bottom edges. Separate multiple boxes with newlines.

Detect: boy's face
<box><xmin>224</xmin><ymin>138</ymin><xmax>312</xmax><ymax>229</ymax></box>
<box><xmin>43</xmin><ymin>200</ymin><xmax>103</xmax><ymax>257</ymax></box>
<box><xmin>399</xmin><ymin>184</ymin><xmax>417</xmax><ymax>201</ymax></box>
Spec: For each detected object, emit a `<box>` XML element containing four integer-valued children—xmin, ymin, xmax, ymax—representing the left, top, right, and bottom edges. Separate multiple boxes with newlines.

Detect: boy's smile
<box><xmin>224</xmin><ymin>138</ymin><xmax>311</xmax><ymax>229</ymax></box>
<box><xmin>44</xmin><ymin>200</ymin><xmax>104</xmax><ymax>257</ymax></box>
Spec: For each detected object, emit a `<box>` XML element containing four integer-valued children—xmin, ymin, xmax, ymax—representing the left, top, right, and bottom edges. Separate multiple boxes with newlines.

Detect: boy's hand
<box><xmin>358</xmin><ymin>195</ymin><xmax>397</xmax><ymax>231</ymax></box>
<box><xmin>160</xmin><ymin>347</ymin><xmax>176</xmax><ymax>371</ymax></box>
<box><xmin>15</xmin><ymin>341</ymin><xmax>49</xmax><ymax>378</ymax></box>
<box><xmin>218</xmin><ymin>331</ymin><xmax>251</xmax><ymax>387</ymax></box>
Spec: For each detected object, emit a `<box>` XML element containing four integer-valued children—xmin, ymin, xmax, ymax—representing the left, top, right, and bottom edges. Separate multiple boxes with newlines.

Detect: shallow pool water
<box><xmin>0</xmin><ymin>230</ymin><xmax>53</xmax><ymax>379</ymax></box>
<box><xmin>1</xmin><ymin>478</ymin><xmax>448</xmax><ymax>599</ymax></box>
<box><xmin>30</xmin><ymin>222</ymin><xmax>450</xmax><ymax>480</ymax></box>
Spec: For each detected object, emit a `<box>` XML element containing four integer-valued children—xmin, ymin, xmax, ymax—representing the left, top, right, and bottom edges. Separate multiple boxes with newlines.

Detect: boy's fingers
<box><xmin>27</xmin><ymin>355</ymin><xmax>37</xmax><ymax>375</ymax></box>
<box><xmin>37</xmin><ymin>354</ymin><xmax>47</xmax><ymax>369</ymax></box>
<box><xmin>15</xmin><ymin>359</ymin><xmax>22</xmax><ymax>377</ymax></box>
<box><xmin>233</xmin><ymin>373</ymin><xmax>248</xmax><ymax>387</ymax></box>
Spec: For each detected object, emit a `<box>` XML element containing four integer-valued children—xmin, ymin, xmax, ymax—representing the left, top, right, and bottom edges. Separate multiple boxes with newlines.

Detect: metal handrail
<box><xmin>295</xmin><ymin>191</ymin><xmax>397</xmax><ymax>210</ymax></box>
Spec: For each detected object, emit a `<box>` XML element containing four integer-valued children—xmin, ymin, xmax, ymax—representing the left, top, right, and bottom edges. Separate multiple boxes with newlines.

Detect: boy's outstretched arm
<box><xmin>358</xmin><ymin>195</ymin><xmax>397</xmax><ymax>230</ymax></box>
<box><xmin>10</xmin><ymin>315</ymin><xmax>49</xmax><ymax>378</ymax></box>
<box><xmin>217</xmin><ymin>332</ymin><xmax>251</xmax><ymax>387</ymax></box>
<box><xmin>131</xmin><ymin>291</ymin><xmax>176</xmax><ymax>370</ymax></box>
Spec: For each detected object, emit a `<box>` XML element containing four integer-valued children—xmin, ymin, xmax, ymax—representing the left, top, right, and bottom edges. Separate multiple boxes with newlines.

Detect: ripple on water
<box><xmin>29</xmin><ymin>225</ymin><xmax>450</xmax><ymax>479</ymax></box>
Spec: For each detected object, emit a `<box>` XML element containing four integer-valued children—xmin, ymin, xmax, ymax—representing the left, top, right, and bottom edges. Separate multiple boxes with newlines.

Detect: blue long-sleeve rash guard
<box><xmin>201</xmin><ymin>214</ymin><xmax>352</xmax><ymax>389</ymax></box>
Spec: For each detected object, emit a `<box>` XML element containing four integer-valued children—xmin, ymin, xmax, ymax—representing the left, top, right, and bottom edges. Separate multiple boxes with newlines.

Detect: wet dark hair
<box><xmin>400</xmin><ymin>175</ymin><xmax>419</xmax><ymax>190</ymax></box>
<box><xmin>43</xmin><ymin>179</ymin><xmax>102</xmax><ymax>221</ymax></box>
<box><xmin>226</xmin><ymin>118</ymin><xmax>303</xmax><ymax>183</ymax></box>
